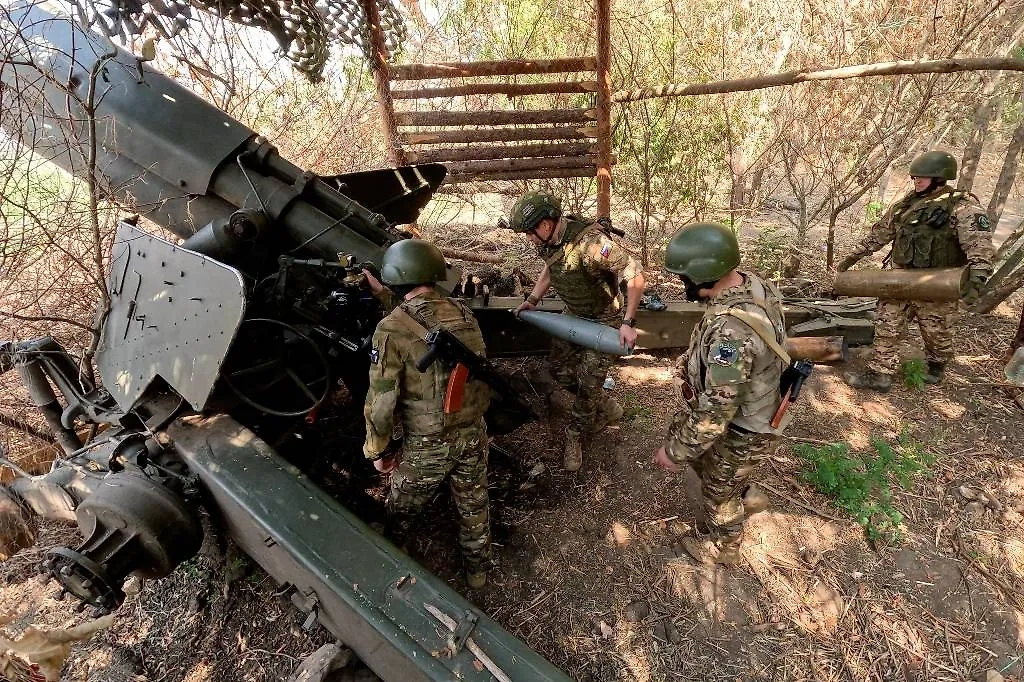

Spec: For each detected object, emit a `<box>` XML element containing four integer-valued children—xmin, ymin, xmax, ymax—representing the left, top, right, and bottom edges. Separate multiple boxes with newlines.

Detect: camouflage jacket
<box><xmin>362</xmin><ymin>290</ymin><xmax>490</xmax><ymax>459</ymax></box>
<box><xmin>540</xmin><ymin>217</ymin><xmax>642</xmax><ymax>322</ymax></box>
<box><xmin>665</xmin><ymin>271</ymin><xmax>789</xmax><ymax>463</ymax></box>
<box><xmin>848</xmin><ymin>186</ymin><xmax>994</xmax><ymax>274</ymax></box>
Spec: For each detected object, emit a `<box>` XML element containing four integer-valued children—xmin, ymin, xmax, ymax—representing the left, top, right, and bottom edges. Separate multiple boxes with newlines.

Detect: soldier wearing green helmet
<box><xmin>653</xmin><ymin>222</ymin><xmax>790</xmax><ymax>566</ymax></box>
<box><xmin>836</xmin><ymin>150</ymin><xmax>995</xmax><ymax>392</ymax></box>
<box><xmin>361</xmin><ymin>239</ymin><xmax>493</xmax><ymax>588</ymax></box>
<box><xmin>507</xmin><ymin>191</ymin><xmax>646</xmax><ymax>472</ymax></box>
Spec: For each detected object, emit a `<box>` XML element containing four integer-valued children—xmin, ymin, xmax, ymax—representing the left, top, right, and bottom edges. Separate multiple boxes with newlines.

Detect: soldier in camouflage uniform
<box><xmin>838</xmin><ymin>151</ymin><xmax>995</xmax><ymax>391</ymax></box>
<box><xmin>362</xmin><ymin>239</ymin><xmax>492</xmax><ymax>588</ymax></box>
<box><xmin>506</xmin><ymin>192</ymin><xmax>646</xmax><ymax>472</ymax></box>
<box><xmin>653</xmin><ymin>223</ymin><xmax>790</xmax><ymax>566</ymax></box>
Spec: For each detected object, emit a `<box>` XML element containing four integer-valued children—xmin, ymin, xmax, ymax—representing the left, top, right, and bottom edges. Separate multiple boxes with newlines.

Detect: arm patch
<box><xmin>973</xmin><ymin>214</ymin><xmax>992</xmax><ymax>232</ymax></box>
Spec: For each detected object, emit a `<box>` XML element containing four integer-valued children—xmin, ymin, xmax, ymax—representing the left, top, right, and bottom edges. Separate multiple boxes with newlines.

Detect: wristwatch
<box><xmin>622</xmin><ymin>317</ymin><xmax>636</xmax><ymax>328</ymax></box>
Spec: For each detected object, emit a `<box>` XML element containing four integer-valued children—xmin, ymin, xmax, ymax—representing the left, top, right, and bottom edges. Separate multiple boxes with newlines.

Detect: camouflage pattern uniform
<box><xmin>363</xmin><ymin>291</ymin><xmax>492</xmax><ymax>572</ymax></box>
<box><xmin>664</xmin><ymin>271</ymin><xmax>789</xmax><ymax>549</ymax></box>
<box><xmin>541</xmin><ymin>217</ymin><xmax>642</xmax><ymax>435</ymax></box>
<box><xmin>845</xmin><ymin>187</ymin><xmax>994</xmax><ymax>375</ymax></box>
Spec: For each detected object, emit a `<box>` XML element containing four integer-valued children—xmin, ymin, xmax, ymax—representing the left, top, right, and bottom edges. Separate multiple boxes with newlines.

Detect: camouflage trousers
<box><xmin>867</xmin><ymin>299</ymin><xmax>957</xmax><ymax>375</ymax></box>
<box><xmin>387</xmin><ymin>422</ymin><xmax>491</xmax><ymax>572</ymax></box>
<box><xmin>681</xmin><ymin>427</ymin><xmax>776</xmax><ymax>548</ymax></box>
<box><xmin>550</xmin><ymin>336</ymin><xmax>615</xmax><ymax>435</ymax></box>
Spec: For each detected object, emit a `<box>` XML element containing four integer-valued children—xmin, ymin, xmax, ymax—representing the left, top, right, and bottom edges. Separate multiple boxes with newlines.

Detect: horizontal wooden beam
<box><xmin>400</xmin><ymin>126</ymin><xmax>599</xmax><ymax>145</ymax></box>
<box><xmin>395</xmin><ymin>109</ymin><xmax>596</xmax><ymax>127</ymax></box>
<box><xmin>390</xmin><ymin>57</ymin><xmax>597</xmax><ymax>81</ymax></box>
<box><xmin>612</xmin><ymin>57</ymin><xmax>1024</xmax><ymax>103</ymax></box>
<box><xmin>445</xmin><ymin>167</ymin><xmax>598</xmax><ymax>183</ymax></box>
<box><xmin>445</xmin><ymin>155</ymin><xmax>603</xmax><ymax>174</ymax></box>
<box><xmin>405</xmin><ymin>142</ymin><xmax>595</xmax><ymax>164</ymax></box>
<box><xmin>391</xmin><ymin>81</ymin><xmax>599</xmax><ymax>99</ymax></box>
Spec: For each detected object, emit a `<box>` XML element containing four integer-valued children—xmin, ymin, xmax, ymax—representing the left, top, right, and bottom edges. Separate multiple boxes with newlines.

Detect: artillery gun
<box><xmin>0</xmin><ymin>3</ymin><xmax>566</xmax><ymax>680</ymax></box>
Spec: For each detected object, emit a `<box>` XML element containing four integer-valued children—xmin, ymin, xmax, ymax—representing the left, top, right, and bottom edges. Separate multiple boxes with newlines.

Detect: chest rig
<box><xmin>542</xmin><ymin>217</ymin><xmax>620</xmax><ymax>320</ymax></box>
<box><xmin>890</xmin><ymin>187</ymin><xmax>967</xmax><ymax>268</ymax></box>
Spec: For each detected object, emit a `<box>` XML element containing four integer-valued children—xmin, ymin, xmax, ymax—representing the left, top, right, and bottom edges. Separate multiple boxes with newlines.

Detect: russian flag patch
<box><xmin>600</xmin><ymin>243</ymin><xmax>612</xmax><ymax>258</ymax></box>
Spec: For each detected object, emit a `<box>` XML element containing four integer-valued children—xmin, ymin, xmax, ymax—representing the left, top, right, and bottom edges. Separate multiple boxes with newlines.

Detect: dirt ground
<box><xmin>2</xmin><ymin>181</ymin><xmax>1024</xmax><ymax>681</ymax></box>
<box><xmin>2</xmin><ymin>296</ymin><xmax>1023</xmax><ymax>681</ymax></box>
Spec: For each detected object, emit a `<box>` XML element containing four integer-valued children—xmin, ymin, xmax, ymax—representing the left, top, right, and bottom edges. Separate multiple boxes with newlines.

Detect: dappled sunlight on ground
<box><xmin>928</xmin><ymin>396</ymin><xmax>968</xmax><ymax>420</ymax></box>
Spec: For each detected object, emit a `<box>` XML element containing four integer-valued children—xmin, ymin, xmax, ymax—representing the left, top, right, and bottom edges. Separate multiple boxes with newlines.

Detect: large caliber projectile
<box><xmin>833</xmin><ymin>267</ymin><xmax>966</xmax><ymax>302</ymax></box>
<box><xmin>517</xmin><ymin>310</ymin><xmax>633</xmax><ymax>356</ymax></box>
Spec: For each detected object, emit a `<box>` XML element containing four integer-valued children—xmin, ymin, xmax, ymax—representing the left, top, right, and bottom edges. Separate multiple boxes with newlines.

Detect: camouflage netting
<box><xmin>71</xmin><ymin>0</ymin><xmax>406</xmax><ymax>79</ymax></box>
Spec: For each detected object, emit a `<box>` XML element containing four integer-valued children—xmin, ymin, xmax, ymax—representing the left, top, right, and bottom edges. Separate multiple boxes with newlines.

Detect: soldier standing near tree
<box><xmin>837</xmin><ymin>151</ymin><xmax>995</xmax><ymax>392</ymax></box>
<box><xmin>505</xmin><ymin>191</ymin><xmax>646</xmax><ymax>472</ymax></box>
<box><xmin>361</xmin><ymin>239</ymin><xmax>492</xmax><ymax>588</ymax></box>
<box><xmin>653</xmin><ymin>223</ymin><xmax>791</xmax><ymax>566</ymax></box>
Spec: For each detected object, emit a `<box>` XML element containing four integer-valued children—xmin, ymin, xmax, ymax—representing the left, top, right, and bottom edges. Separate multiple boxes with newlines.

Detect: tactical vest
<box><xmin>890</xmin><ymin>187</ymin><xmax>968</xmax><ymax>268</ymax></box>
<box><xmin>544</xmin><ymin>217</ymin><xmax>620</xmax><ymax>320</ymax></box>
<box><xmin>397</xmin><ymin>295</ymin><xmax>490</xmax><ymax>435</ymax></box>
<box><xmin>685</xmin><ymin>272</ymin><xmax>787</xmax><ymax>433</ymax></box>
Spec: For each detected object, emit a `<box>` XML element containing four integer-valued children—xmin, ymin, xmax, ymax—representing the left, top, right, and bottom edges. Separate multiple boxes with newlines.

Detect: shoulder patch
<box><xmin>369</xmin><ymin>347</ymin><xmax>380</xmax><ymax>364</ymax></box>
<box><xmin>974</xmin><ymin>214</ymin><xmax>992</xmax><ymax>232</ymax></box>
<box><xmin>600</xmin><ymin>243</ymin><xmax>612</xmax><ymax>258</ymax></box>
<box><xmin>711</xmin><ymin>341</ymin><xmax>739</xmax><ymax>366</ymax></box>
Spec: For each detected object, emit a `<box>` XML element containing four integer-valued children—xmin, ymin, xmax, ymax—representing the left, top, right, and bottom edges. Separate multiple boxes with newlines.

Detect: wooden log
<box><xmin>612</xmin><ymin>57</ymin><xmax>1024</xmax><ymax>103</ymax></box>
<box><xmin>595</xmin><ymin>0</ymin><xmax>612</xmax><ymax>217</ymax></box>
<box><xmin>445</xmin><ymin>167</ymin><xmax>598</xmax><ymax>183</ymax></box>
<box><xmin>391</xmin><ymin>81</ymin><xmax>599</xmax><ymax>99</ymax></box>
<box><xmin>401</xmin><ymin>126</ymin><xmax>599</xmax><ymax>145</ymax></box>
<box><xmin>784</xmin><ymin>336</ymin><xmax>848</xmax><ymax>364</ymax></box>
<box><xmin>405</xmin><ymin>142</ymin><xmax>595</xmax><ymax>164</ymax></box>
<box><xmin>390</xmin><ymin>57</ymin><xmax>597</xmax><ymax>80</ymax></box>
<box><xmin>445</xmin><ymin>155</ymin><xmax>606</xmax><ymax>174</ymax></box>
<box><xmin>440</xmin><ymin>247</ymin><xmax>503</xmax><ymax>265</ymax></box>
<box><xmin>359</xmin><ymin>0</ymin><xmax>406</xmax><ymax>166</ymax></box>
<box><xmin>395</xmin><ymin>109</ymin><xmax>596</xmax><ymax>127</ymax></box>
<box><xmin>833</xmin><ymin>267</ymin><xmax>966</xmax><ymax>301</ymax></box>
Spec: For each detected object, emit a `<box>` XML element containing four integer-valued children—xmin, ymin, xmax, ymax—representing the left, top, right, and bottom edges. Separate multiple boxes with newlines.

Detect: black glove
<box><xmin>836</xmin><ymin>254</ymin><xmax>861</xmax><ymax>272</ymax></box>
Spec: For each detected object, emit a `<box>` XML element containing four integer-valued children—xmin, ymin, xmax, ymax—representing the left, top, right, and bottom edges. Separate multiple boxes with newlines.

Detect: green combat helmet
<box><xmin>379</xmin><ymin>239</ymin><xmax>448</xmax><ymax>286</ymax></box>
<box><xmin>664</xmin><ymin>222</ymin><xmax>741</xmax><ymax>283</ymax></box>
<box><xmin>908</xmin><ymin>151</ymin><xmax>957</xmax><ymax>180</ymax></box>
<box><xmin>508</xmin><ymin>191</ymin><xmax>562</xmax><ymax>233</ymax></box>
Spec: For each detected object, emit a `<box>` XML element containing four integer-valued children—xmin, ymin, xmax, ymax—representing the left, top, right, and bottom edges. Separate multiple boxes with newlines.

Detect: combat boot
<box><xmin>741</xmin><ymin>485</ymin><xmax>769</xmax><ymax>516</ymax></box>
<box><xmin>466</xmin><ymin>570</ymin><xmax>487</xmax><ymax>588</ymax></box>
<box><xmin>679</xmin><ymin>537</ymin><xmax>742</xmax><ymax>566</ymax></box>
<box><xmin>922</xmin><ymin>361</ymin><xmax>945</xmax><ymax>384</ymax></box>
<box><xmin>563</xmin><ymin>429</ymin><xmax>583</xmax><ymax>472</ymax></box>
<box><xmin>842</xmin><ymin>370</ymin><xmax>893</xmax><ymax>393</ymax></box>
<box><xmin>596</xmin><ymin>396</ymin><xmax>624</xmax><ymax>430</ymax></box>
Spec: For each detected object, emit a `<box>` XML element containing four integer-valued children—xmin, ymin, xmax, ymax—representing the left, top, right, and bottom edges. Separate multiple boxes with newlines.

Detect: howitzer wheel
<box><xmin>221</xmin><ymin>318</ymin><xmax>331</xmax><ymax>417</ymax></box>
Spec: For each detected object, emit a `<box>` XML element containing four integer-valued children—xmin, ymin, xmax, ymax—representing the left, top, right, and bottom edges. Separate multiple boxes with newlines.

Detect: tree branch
<box><xmin>612</xmin><ymin>57</ymin><xmax>1024</xmax><ymax>102</ymax></box>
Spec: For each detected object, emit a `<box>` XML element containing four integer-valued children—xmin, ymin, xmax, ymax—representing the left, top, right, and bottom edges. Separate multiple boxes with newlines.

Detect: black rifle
<box><xmin>415</xmin><ymin>329</ymin><xmax>536</xmax><ymax>435</ymax></box>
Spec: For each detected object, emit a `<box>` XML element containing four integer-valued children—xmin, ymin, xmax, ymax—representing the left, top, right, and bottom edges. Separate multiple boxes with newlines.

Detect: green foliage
<box><xmin>750</xmin><ymin>223</ymin><xmax>787</xmax><ymax>278</ymax></box>
<box><xmin>900</xmin><ymin>358</ymin><xmax>927</xmax><ymax>390</ymax></box>
<box><xmin>620</xmin><ymin>393</ymin><xmax>653</xmax><ymax>424</ymax></box>
<box><xmin>795</xmin><ymin>435</ymin><xmax>934</xmax><ymax>544</ymax></box>
<box><xmin>865</xmin><ymin>200</ymin><xmax>885</xmax><ymax>224</ymax></box>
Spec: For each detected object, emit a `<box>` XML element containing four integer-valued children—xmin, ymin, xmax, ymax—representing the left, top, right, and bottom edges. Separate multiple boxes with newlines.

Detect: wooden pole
<box><xmin>445</xmin><ymin>155</ymin><xmax>605</xmax><ymax>174</ymax></box>
<box><xmin>395</xmin><ymin>109</ymin><xmax>596</xmax><ymax>127</ymax></box>
<box><xmin>391</xmin><ymin>81</ymin><xmax>599</xmax><ymax>99</ymax></box>
<box><xmin>446</xmin><ymin>167</ymin><xmax>598</xmax><ymax>183</ymax></box>
<box><xmin>595</xmin><ymin>0</ymin><xmax>612</xmax><ymax>218</ymax></box>
<box><xmin>401</xmin><ymin>126</ymin><xmax>599</xmax><ymax>145</ymax></box>
<box><xmin>390</xmin><ymin>57</ymin><xmax>597</xmax><ymax>80</ymax></box>
<box><xmin>405</xmin><ymin>142</ymin><xmax>595</xmax><ymax>164</ymax></box>
<box><xmin>360</xmin><ymin>0</ymin><xmax>405</xmax><ymax>167</ymax></box>
<box><xmin>612</xmin><ymin>57</ymin><xmax>1024</xmax><ymax>103</ymax></box>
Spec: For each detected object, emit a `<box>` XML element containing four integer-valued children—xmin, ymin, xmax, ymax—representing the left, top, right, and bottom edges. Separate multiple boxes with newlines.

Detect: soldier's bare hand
<box><xmin>362</xmin><ymin>268</ymin><xmax>384</xmax><ymax>294</ymax></box>
<box><xmin>374</xmin><ymin>454</ymin><xmax>399</xmax><ymax>473</ymax></box>
<box><xmin>619</xmin><ymin>324</ymin><xmax>638</xmax><ymax>351</ymax></box>
<box><xmin>513</xmin><ymin>300</ymin><xmax>536</xmax><ymax>317</ymax></box>
<box><xmin>652</xmin><ymin>446</ymin><xmax>681</xmax><ymax>473</ymax></box>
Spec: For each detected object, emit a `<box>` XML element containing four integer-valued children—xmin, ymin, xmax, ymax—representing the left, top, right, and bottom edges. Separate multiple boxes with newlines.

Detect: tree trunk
<box><xmin>958</xmin><ymin>76</ymin><xmax>1002</xmax><ymax>194</ymax></box>
<box><xmin>987</xmin><ymin>91</ymin><xmax>1024</xmax><ymax>226</ymax></box>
